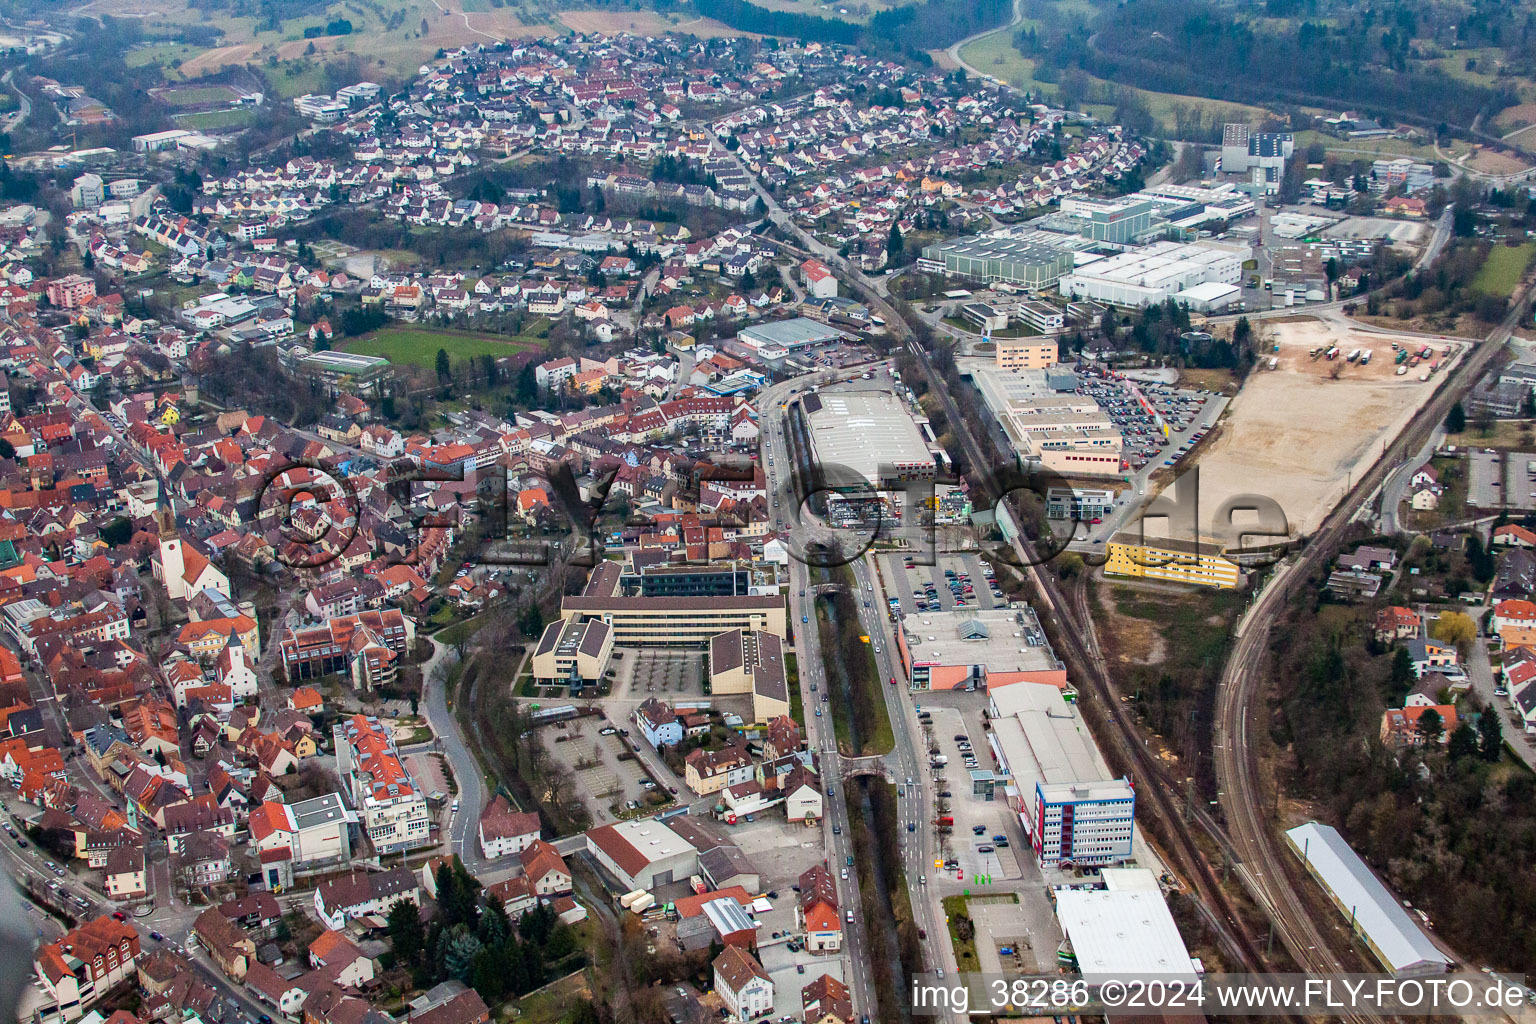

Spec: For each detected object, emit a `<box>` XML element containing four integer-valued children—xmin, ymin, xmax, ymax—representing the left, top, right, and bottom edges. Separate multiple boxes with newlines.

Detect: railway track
<box><xmin>1211</xmin><ymin>281</ymin><xmax>1535</xmax><ymax>1022</ymax></box>
<box><xmin>875</xmin><ymin>313</ymin><xmax>1271</xmax><ymax>974</ymax></box>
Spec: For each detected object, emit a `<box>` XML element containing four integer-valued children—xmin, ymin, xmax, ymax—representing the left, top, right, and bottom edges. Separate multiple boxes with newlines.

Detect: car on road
<box><xmin>112</xmin><ymin>911</ymin><xmax>126</xmax><ymax>921</ymax></box>
<box><xmin>815</xmin><ymin>709</ymin><xmax>822</xmax><ymax>717</ymax></box>
<box><xmin>150</xmin><ymin>932</ymin><xmax>164</xmax><ymax>942</ymax></box>
<box><xmin>972</xmin><ymin>825</ymin><xmax>986</xmax><ymax>835</ymax></box>
<box><xmin>832</xmin><ymin>825</ymin><xmax>841</xmax><ymax>834</ymax></box>
<box><xmin>978</xmin><ymin>845</ymin><xmax>994</xmax><ymax>853</ymax></box>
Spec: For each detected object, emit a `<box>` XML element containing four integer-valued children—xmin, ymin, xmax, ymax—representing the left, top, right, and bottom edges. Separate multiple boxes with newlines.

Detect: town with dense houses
<box><xmin>5</xmin><ymin>1</ymin><xmax>1536</xmax><ymax>1022</ymax></box>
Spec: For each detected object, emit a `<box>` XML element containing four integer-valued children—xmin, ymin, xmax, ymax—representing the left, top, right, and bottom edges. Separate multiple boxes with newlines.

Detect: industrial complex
<box><xmin>1059</xmin><ymin>240</ymin><xmax>1245</xmax><ymax>309</ymax></box>
<box><xmin>971</xmin><ymin>365</ymin><xmax>1124</xmax><ymax>476</ymax></box>
<box><xmin>801</xmin><ymin>390</ymin><xmax>939</xmax><ymax>489</ymax></box>
<box><xmin>988</xmin><ymin>681</ymin><xmax>1136</xmax><ymax>870</ymax></box>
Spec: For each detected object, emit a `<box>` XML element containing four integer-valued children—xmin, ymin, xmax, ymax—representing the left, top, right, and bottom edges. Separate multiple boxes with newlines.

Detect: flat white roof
<box><xmin>1055</xmin><ymin>888</ymin><xmax>1196</xmax><ymax>974</ymax></box>
<box><xmin>1101</xmin><ymin>867</ymin><xmax>1161</xmax><ymax>892</ymax></box>
<box><xmin>612</xmin><ymin>819</ymin><xmax>695</xmax><ymax>862</ymax></box>
<box><xmin>989</xmin><ymin>682</ymin><xmax>1116</xmax><ymax>793</ymax></box>
<box><xmin>805</xmin><ymin>390</ymin><xmax>934</xmax><ymax>484</ymax></box>
<box><xmin>900</xmin><ymin>608</ymin><xmax>1058</xmax><ymax>674</ymax></box>
<box><xmin>1285</xmin><ymin>822</ymin><xmax>1450</xmax><ymax>974</ymax></box>
<box><xmin>1175</xmin><ymin>281</ymin><xmax>1241</xmax><ymax>301</ymax></box>
<box><xmin>1065</xmin><ymin>241</ymin><xmax>1240</xmax><ymax>289</ymax></box>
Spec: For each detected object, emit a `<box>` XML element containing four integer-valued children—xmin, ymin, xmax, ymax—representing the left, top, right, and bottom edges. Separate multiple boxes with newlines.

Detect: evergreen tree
<box><xmin>436</xmin><ymin>347</ymin><xmax>452</xmax><ymax>383</ymax></box>
<box><xmin>1416</xmin><ymin>707</ymin><xmax>1444</xmax><ymax>744</ymax></box>
<box><xmin>1446</xmin><ymin>400</ymin><xmax>1466</xmax><ymax>433</ymax></box>
<box><xmin>887</xmin><ymin>222</ymin><xmax>904</xmax><ymax>258</ymax></box>
<box><xmin>1448</xmin><ymin>721</ymin><xmax>1478</xmax><ymax>759</ymax></box>
<box><xmin>386</xmin><ymin>899</ymin><xmax>425</xmax><ymax>970</ymax></box>
<box><xmin>1478</xmin><ymin>708</ymin><xmax>1503</xmax><ymax>761</ymax></box>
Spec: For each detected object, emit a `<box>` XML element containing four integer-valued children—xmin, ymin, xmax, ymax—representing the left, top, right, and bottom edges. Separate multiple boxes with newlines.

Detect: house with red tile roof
<box><xmin>34</xmin><ymin>915</ymin><xmax>141</xmax><ymax>1021</ymax></box>
<box><xmin>478</xmin><ymin>794</ymin><xmax>540</xmax><ymax>859</ymax></box>
<box><xmin>519</xmin><ymin>839</ymin><xmax>571</xmax><ymax>895</ymax></box>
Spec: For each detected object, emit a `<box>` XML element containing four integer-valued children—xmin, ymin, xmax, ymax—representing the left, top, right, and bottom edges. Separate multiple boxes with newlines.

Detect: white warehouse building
<box><xmin>1059</xmin><ymin>241</ymin><xmax>1244</xmax><ymax>308</ymax></box>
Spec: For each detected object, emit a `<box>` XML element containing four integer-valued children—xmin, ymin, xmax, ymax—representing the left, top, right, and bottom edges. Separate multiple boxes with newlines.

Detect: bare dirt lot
<box><xmin>1465</xmin><ymin>146</ymin><xmax>1533</xmax><ymax>176</ymax></box>
<box><xmin>1191</xmin><ymin>316</ymin><xmax>1464</xmax><ymax>538</ymax></box>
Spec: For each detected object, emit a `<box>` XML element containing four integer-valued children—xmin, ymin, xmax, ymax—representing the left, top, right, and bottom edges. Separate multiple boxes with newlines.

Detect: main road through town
<box><xmin>757</xmin><ymin>368</ymin><xmax>963</xmax><ymax>1023</ymax></box>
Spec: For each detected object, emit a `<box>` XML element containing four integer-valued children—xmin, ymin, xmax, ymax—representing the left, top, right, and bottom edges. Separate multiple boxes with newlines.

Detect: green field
<box><xmin>1290</xmin><ymin>128</ymin><xmax>1469</xmax><ymax>164</ymax></box>
<box><xmin>1472</xmin><ymin>242</ymin><xmax>1536</xmax><ymax>297</ymax></box>
<box><xmin>174</xmin><ymin>108</ymin><xmax>258</xmax><ymax>131</ymax></box>
<box><xmin>346</xmin><ymin>328</ymin><xmax>546</xmax><ymax>369</ymax></box>
<box><xmin>265</xmin><ymin>62</ymin><xmax>330</xmax><ymax>101</ymax></box>
<box><xmin>159</xmin><ymin>84</ymin><xmax>238</xmax><ymax>107</ymax></box>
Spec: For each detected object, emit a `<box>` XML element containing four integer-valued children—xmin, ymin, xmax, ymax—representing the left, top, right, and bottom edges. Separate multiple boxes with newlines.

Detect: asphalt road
<box><xmin>419</xmin><ymin>638</ymin><xmax>490</xmax><ymax>874</ymax></box>
<box><xmin>756</xmin><ymin>372</ymin><xmax>877</xmax><ymax>1017</ymax></box>
<box><xmin>758</xmin><ymin>368</ymin><xmax>967</xmax><ymax>1022</ymax></box>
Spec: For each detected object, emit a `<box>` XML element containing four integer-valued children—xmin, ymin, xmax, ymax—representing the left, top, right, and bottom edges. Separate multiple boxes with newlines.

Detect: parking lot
<box><xmin>536</xmin><ymin>716</ymin><xmax>664</xmax><ymax>824</ymax></box>
<box><xmin>916</xmin><ymin>703</ymin><xmax>1023</xmax><ymax>884</ymax></box>
<box><xmin>1468</xmin><ymin>449</ymin><xmax>1536</xmax><ymax>511</ymax></box>
<box><xmin>1074</xmin><ymin>367</ymin><xmax>1223</xmax><ymax>473</ymax></box>
<box><xmin>728</xmin><ymin>817</ymin><xmax>854</xmax><ymax>1012</ymax></box>
<box><xmin>879</xmin><ymin>553</ymin><xmax>1006</xmax><ymax>617</ymax></box>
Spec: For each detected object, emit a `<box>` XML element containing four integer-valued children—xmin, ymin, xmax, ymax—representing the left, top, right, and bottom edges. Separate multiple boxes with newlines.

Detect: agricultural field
<box><xmin>345</xmin><ymin>327</ymin><xmax>546</xmax><ymax>369</ymax></box>
<box><xmin>742</xmin><ymin>0</ymin><xmax>917</xmax><ymax>26</ymax></box>
<box><xmin>76</xmin><ymin>0</ymin><xmax>551</xmax><ymax>82</ymax></box>
<box><xmin>1471</xmin><ymin>241</ymin><xmax>1536</xmax><ymax>298</ymax></box>
<box><xmin>1290</xmin><ymin>128</ymin><xmax>1471</xmax><ymax>164</ymax></box>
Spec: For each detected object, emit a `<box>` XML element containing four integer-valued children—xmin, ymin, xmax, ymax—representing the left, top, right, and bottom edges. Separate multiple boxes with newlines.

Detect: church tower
<box><xmin>156</xmin><ymin>506</ymin><xmax>186</xmax><ymax>600</ymax></box>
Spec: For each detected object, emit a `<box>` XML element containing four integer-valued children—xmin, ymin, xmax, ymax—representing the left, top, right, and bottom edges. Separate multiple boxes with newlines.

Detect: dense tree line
<box><xmin>386</xmin><ymin>863</ymin><xmax>583</xmax><ymax>1005</ymax></box>
<box><xmin>1082</xmin><ymin>0</ymin><xmax>1512</xmax><ymax>130</ymax></box>
<box><xmin>634</xmin><ymin>0</ymin><xmax>1009</xmax><ymax>55</ymax></box>
<box><xmin>195</xmin><ymin>342</ymin><xmax>331</xmax><ymax>426</ymax></box>
<box><xmin>1268</xmin><ymin>574</ymin><xmax>1535</xmax><ymax>972</ymax></box>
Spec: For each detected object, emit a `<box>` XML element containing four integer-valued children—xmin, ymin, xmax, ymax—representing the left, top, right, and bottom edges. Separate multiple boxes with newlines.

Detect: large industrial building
<box><xmin>1059</xmin><ymin>241</ymin><xmax>1244</xmax><ymax>308</ymax></box>
<box><xmin>1285</xmin><ymin>822</ymin><xmax>1451</xmax><ymax>977</ymax></box>
<box><xmin>972</xmin><ymin>366</ymin><xmax>1124</xmax><ymax>477</ymax></box>
<box><xmin>586</xmin><ymin>819</ymin><xmax>699</xmax><ymax>891</ymax></box>
<box><xmin>988</xmin><ymin>682</ymin><xmax>1135</xmax><ymax>869</ymax></box>
<box><xmin>918</xmin><ymin>233</ymin><xmax>1078</xmax><ymax>288</ymax></box>
<box><xmin>1056</xmin><ymin>196</ymin><xmax>1157</xmax><ymax>244</ymax></box>
<box><xmin>1220</xmin><ymin>124</ymin><xmax>1294</xmax><ymax>192</ymax></box>
<box><xmin>894</xmin><ymin>608</ymin><xmax>1066</xmax><ymax>691</ymax></box>
<box><xmin>802</xmin><ymin>391</ymin><xmax>937</xmax><ymax>489</ymax></box>
<box><xmin>1055</xmin><ymin>869</ymin><xmax>1197</xmax><ymax>974</ymax></box>
<box><xmin>737</xmin><ymin>317</ymin><xmax>844</xmax><ymax>352</ymax></box>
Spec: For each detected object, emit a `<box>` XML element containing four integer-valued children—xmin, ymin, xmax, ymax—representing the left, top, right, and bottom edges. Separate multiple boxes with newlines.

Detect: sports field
<box><xmin>346</xmin><ymin>328</ymin><xmax>546</xmax><ymax>369</ymax></box>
